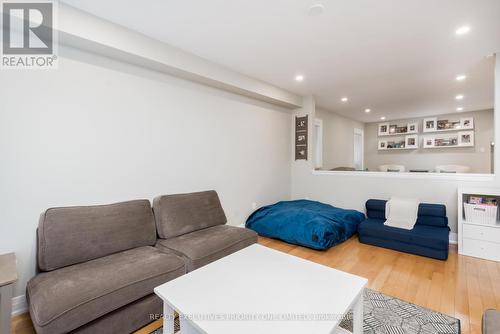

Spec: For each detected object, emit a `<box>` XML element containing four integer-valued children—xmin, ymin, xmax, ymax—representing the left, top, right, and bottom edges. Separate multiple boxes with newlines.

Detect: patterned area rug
<box><xmin>150</xmin><ymin>289</ymin><xmax>460</xmax><ymax>334</ymax></box>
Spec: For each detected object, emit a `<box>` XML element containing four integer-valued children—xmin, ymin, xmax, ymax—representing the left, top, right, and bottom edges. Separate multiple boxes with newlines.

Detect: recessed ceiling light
<box><xmin>455</xmin><ymin>26</ymin><xmax>471</xmax><ymax>35</ymax></box>
<box><xmin>365</xmin><ymin>108</ymin><xmax>371</xmax><ymax>113</ymax></box>
<box><xmin>341</xmin><ymin>97</ymin><xmax>348</xmax><ymax>102</ymax></box>
<box><xmin>457</xmin><ymin>107</ymin><xmax>464</xmax><ymax>111</ymax></box>
<box><xmin>295</xmin><ymin>75</ymin><xmax>304</xmax><ymax>82</ymax></box>
<box><xmin>455</xmin><ymin>94</ymin><xmax>464</xmax><ymax>100</ymax></box>
<box><xmin>308</xmin><ymin>4</ymin><xmax>325</xmax><ymax>16</ymax></box>
<box><xmin>456</xmin><ymin>74</ymin><xmax>467</xmax><ymax>81</ymax></box>
<box><xmin>380</xmin><ymin>116</ymin><xmax>386</xmax><ymax>120</ymax></box>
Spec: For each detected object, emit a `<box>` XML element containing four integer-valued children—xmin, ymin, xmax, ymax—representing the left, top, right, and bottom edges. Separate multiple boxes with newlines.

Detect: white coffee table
<box><xmin>154</xmin><ymin>244</ymin><xmax>367</xmax><ymax>334</ymax></box>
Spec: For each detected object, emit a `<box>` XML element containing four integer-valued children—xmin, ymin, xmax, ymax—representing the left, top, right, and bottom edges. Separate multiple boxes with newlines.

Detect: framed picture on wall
<box><xmin>423</xmin><ymin>118</ymin><xmax>437</xmax><ymax>132</ymax></box>
<box><xmin>378</xmin><ymin>140</ymin><xmax>388</xmax><ymax>150</ymax></box>
<box><xmin>378</xmin><ymin>123</ymin><xmax>390</xmax><ymax>136</ymax></box>
<box><xmin>458</xmin><ymin>131</ymin><xmax>474</xmax><ymax>147</ymax></box>
<box><xmin>423</xmin><ymin>136</ymin><xmax>435</xmax><ymax>148</ymax></box>
<box><xmin>407</xmin><ymin>123</ymin><xmax>418</xmax><ymax>134</ymax></box>
<box><xmin>295</xmin><ymin>146</ymin><xmax>307</xmax><ymax>159</ymax></box>
<box><xmin>460</xmin><ymin>117</ymin><xmax>474</xmax><ymax>130</ymax></box>
<box><xmin>296</xmin><ymin>116</ymin><xmax>308</xmax><ymax>131</ymax></box>
<box><xmin>295</xmin><ymin>133</ymin><xmax>307</xmax><ymax>145</ymax></box>
<box><xmin>405</xmin><ymin>135</ymin><xmax>418</xmax><ymax>149</ymax></box>
<box><xmin>389</xmin><ymin>124</ymin><xmax>397</xmax><ymax>134</ymax></box>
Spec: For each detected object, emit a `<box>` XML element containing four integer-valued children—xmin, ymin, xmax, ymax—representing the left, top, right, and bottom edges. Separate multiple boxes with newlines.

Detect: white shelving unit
<box><xmin>422</xmin><ymin>131</ymin><xmax>474</xmax><ymax>149</ymax></box>
<box><xmin>378</xmin><ymin>134</ymin><xmax>419</xmax><ymax>151</ymax></box>
<box><xmin>423</xmin><ymin>128</ymin><xmax>469</xmax><ymax>134</ymax></box>
<box><xmin>378</xmin><ymin>122</ymin><xmax>418</xmax><ymax>136</ymax></box>
<box><xmin>423</xmin><ymin>116</ymin><xmax>474</xmax><ymax>133</ymax></box>
<box><xmin>457</xmin><ymin>188</ymin><xmax>500</xmax><ymax>262</ymax></box>
<box><xmin>378</xmin><ymin>147</ymin><xmax>415</xmax><ymax>151</ymax></box>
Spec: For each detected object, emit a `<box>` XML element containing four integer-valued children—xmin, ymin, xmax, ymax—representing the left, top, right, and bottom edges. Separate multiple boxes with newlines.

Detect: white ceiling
<box><xmin>60</xmin><ymin>0</ymin><xmax>500</xmax><ymax>122</ymax></box>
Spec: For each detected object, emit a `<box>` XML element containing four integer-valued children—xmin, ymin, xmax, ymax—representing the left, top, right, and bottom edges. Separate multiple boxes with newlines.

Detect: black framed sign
<box><xmin>295</xmin><ymin>115</ymin><xmax>308</xmax><ymax>160</ymax></box>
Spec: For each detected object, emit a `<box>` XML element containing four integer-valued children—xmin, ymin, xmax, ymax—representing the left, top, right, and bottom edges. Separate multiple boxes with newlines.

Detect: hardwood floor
<box><xmin>259</xmin><ymin>236</ymin><xmax>495</xmax><ymax>334</ymax></box>
<box><xmin>10</xmin><ymin>313</ymin><xmax>34</xmax><ymax>334</ymax></box>
<box><xmin>12</xmin><ymin>236</ymin><xmax>497</xmax><ymax>334</ymax></box>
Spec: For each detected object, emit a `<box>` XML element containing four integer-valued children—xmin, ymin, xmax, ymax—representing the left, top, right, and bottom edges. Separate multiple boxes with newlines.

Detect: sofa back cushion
<box><xmin>365</xmin><ymin>199</ymin><xmax>448</xmax><ymax>228</ymax></box>
<box><xmin>365</xmin><ymin>199</ymin><xmax>387</xmax><ymax>220</ymax></box>
<box><xmin>38</xmin><ymin>200</ymin><xmax>156</xmax><ymax>271</ymax></box>
<box><xmin>153</xmin><ymin>190</ymin><xmax>227</xmax><ymax>239</ymax></box>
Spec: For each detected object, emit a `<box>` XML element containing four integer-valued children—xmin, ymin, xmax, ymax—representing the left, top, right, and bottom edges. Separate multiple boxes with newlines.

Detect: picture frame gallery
<box><xmin>377</xmin><ymin>116</ymin><xmax>475</xmax><ymax>151</ymax></box>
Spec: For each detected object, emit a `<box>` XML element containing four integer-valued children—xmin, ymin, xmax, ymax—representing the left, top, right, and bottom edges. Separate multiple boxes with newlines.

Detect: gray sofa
<box><xmin>153</xmin><ymin>191</ymin><xmax>258</xmax><ymax>271</ymax></box>
<box><xmin>27</xmin><ymin>191</ymin><xmax>257</xmax><ymax>334</ymax></box>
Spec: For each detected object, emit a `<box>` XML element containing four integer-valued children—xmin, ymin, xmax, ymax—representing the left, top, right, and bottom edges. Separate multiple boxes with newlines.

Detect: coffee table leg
<box><xmin>180</xmin><ymin>316</ymin><xmax>200</xmax><ymax>334</ymax></box>
<box><xmin>163</xmin><ymin>302</ymin><xmax>175</xmax><ymax>334</ymax></box>
<box><xmin>0</xmin><ymin>284</ymin><xmax>13</xmax><ymax>334</ymax></box>
<box><xmin>352</xmin><ymin>292</ymin><xmax>363</xmax><ymax>334</ymax></box>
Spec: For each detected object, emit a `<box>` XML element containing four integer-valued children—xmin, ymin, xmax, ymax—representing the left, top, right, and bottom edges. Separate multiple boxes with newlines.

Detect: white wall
<box><xmin>0</xmin><ymin>46</ymin><xmax>292</xmax><ymax>298</ymax></box>
<box><xmin>316</xmin><ymin>109</ymin><xmax>365</xmax><ymax>170</ymax></box>
<box><xmin>364</xmin><ymin>109</ymin><xmax>494</xmax><ymax>173</ymax></box>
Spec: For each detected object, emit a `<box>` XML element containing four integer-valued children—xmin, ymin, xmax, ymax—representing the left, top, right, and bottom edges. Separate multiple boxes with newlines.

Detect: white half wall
<box><xmin>0</xmin><ymin>46</ymin><xmax>292</xmax><ymax>298</ymax></box>
<box><xmin>291</xmin><ymin>168</ymin><xmax>494</xmax><ymax>234</ymax></box>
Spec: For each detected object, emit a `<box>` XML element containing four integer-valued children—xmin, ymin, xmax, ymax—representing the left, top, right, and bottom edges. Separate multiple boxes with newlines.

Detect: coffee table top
<box><xmin>155</xmin><ymin>244</ymin><xmax>367</xmax><ymax>334</ymax></box>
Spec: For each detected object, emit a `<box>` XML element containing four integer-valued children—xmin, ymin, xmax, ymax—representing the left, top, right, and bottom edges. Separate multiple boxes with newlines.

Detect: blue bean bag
<box><xmin>245</xmin><ymin>200</ymin><xmax>365</xmax><ymax>250</ymax></box>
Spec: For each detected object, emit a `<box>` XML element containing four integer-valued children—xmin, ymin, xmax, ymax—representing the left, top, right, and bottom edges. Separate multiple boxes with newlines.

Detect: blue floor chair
<box><xmin>358</xmin><ymin>199</ymin><xmax>450</xmax><ymax>260</ymax></box>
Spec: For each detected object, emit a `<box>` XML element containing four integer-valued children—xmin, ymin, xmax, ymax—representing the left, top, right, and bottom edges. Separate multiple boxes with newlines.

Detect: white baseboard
<box><xmin>12</xmin><ymin>295</ymin><xmax>28</xmax><ymax>316</ymax></box>
<box><xmin>449</xmin><ymin>232</ymin><xmax>458</xmax><ymax>245</ymax></box>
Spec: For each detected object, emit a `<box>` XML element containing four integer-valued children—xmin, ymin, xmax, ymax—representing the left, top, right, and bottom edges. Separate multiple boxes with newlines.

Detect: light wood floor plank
<box><xmin>466</xmin><ymin>257</ymin><xmax>484</xmax><ymax>334</ymax></box>
<box><xmin>455</xmin><ymin>253</ymin><xmax>471</xmax><ymax>334</ymax></box>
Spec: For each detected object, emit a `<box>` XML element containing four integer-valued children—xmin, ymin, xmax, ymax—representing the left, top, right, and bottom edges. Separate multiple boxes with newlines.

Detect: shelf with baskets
<box><xmin>458</xmin><ymin>188</ymin><xmax>500</xmax><ymax>262</ymax></box>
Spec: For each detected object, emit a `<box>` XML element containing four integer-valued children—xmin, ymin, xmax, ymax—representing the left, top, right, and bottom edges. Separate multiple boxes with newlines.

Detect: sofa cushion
<box><xmin>156</xmin><ymin>225</ymin><xmax>257</xmax><ymax>271</ymax></box>
<box><xmin>28</xmin><ymin>246</ymin><xmax>185</xmax><ymax>334</ymax></box>
<box><xmin>38</xmin><ymin>200</ymin><xmax>157</xmax><ymax>271</ymax></box>
<box><xmin>153</xmin><ymin>190</ymin><xmax>227</xmax><ymax>239</ymax></box>
<box><xmin>358</xmin><ymin>234</ymin><xmax>449</xmax><ymax>260</ymax></box>
<box><xmin>365</xmin><ymin>199</ymin><xmax>387</xmax><ymax>220</ymax></box>
<box><xmin>70</xmin><ymin>294</ymin><xmax>162</xmax><ymax>334</ymax></box>
<box><xmin>358</xmin><ymin>218</ymin><xmax>449</xmax><ymax>251</ymax></box>
<box><xmin>416</xmin><ymin>204</ymin><xmax>448</xmax><ymax>228</ymax></box>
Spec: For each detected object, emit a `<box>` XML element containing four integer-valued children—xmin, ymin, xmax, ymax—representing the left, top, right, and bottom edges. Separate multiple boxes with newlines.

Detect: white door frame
<box><xmin>314</xmin><ymin>119</ymin><xmax>323</xmax><ymax>169</ymax></box>
<box><xmin>353</xmin><ymin>128</ymin><xmax>364</xmax><ymax>170</ymax></box>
